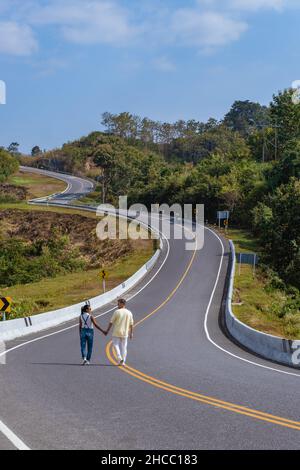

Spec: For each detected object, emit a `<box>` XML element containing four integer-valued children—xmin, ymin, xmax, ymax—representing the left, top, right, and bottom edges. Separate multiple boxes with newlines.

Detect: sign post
<box><xmin>217</xmin><ymin>211</ymin><xmax>230</xmax><ymax>230</ymax></box>
<box><xmin>0</xmin><ymin>297</ymin><xmax>12</xmax><ymax>321</ymax></box>
<box><xmin>236</xmin><ymin>253</ymin><xmax>258</xmax><ymax>276</ymax></box>
<box><xmin>253</xmin><ymin>253</ymin><xmax>257</xmax><ymax>276</ymax></box>
<box><xmin>224</xmin><ymin>218</ymin><xmax>229</xmax><ymax>234</ymax></box>
<box><xmin>100</xmin><ymin>270</ymin><xmax>107</xmax><ymax>293</ymax></box>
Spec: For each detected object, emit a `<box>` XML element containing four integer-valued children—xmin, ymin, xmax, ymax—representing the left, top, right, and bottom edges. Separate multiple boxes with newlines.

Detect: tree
<box><xmin>93</xmin><ymin>144</ymin><xmax>115</xmax><ymax>203</ymax></box>
<box><xmin>101</xmin><ymin>112</ymin><xmax>140</xmax><ymax>139</ymax></box>
<box><xmin>31</xmin><ymin>146</ymin><xmax>42</xmax><ymax>157</ymax></box>
<box><xmin>248</xmin><ymin>127</ymin><xmax>277</xmax><ymax>162</ymax></box>
<box><xmin>224</xmin><ymin>100</ymin><xmax>270</xmax><ymax>137</ymax></box>
<box><xmin>7</xmin><ymin>142</ymin><xmax>20</xmax><ymax>155</ymax></box>
<box><xmin>266</xmin><ymin>139</ymin><xmax>300</xmax><ymax>188</ymax></box>
<box><xmin>139</xmin><ymin>118</ymin><xmax>158</xmax><ymax>144</ymax></box>
<box><xmin>252</xmin><ymin>178</ymin><xmax>300</xmax><ymax>288</ymax></box>
<box><xmin>0</xmin><ymin>148</ymin><xmax>19</xmax><ymax>182</ymax></box>
<box><xmin>270</xmin><ymin>89</ymin><xmax>300</xmax><ymax>156</ymax></box>
<box><xmin>167</xmin><ymin>125</ymin><xmax>250</xmax><ymax>163</ymax></box>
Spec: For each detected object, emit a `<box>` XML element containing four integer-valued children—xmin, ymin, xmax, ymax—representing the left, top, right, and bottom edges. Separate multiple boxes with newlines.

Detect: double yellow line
<box><xmin>106</xmin><ymin>342</ymin><xmax>300</xmax><ymax>431</ymax></box>
<box><xmin>105</xmin><ymin>236</ymin><xmax>300</xmax><ymax>432</ymax></box>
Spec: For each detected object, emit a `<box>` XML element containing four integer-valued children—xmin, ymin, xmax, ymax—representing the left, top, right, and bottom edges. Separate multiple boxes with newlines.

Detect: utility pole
<box><xmin>102</xmin><ymin>178</ymin><xmax>105</xmax><ymax>205</ymax></box>
<box><xmin>97</xmin><ymin>174</ymin><xmax>105</xmax><ymax>204</ymax></box>
<box><xmin>260</xmin><ymin>122</ymin><xmax>280</xmax><ymax>162</ymax></box>
<box><xmin>274</xmin><ymin>119</ymin><xmax>279</xmax><ymax>161</ymax></box>
<box><xmin>262</xmin><ymin>129</ymin><xmax>266</xmax><ymax>163</ymax></box>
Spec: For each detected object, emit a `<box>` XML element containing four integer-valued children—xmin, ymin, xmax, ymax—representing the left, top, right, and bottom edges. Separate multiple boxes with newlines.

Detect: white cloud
<box><xmin>34</xmin><ymin>58</ymin><xmax>69</xmax><ymax>77</ymax></box>
<box><xmin>198</xmin><ymin>0</ymin><xmax>296</xmax><ymax>12</ymax></box>
<box><xmin>0</xmin><ymin>21</ymin><xmax>38</xmax><ymax>55</ymax></box>
<box><xmin>171</xmin><ymin>10</ymin><xmax>247</xmax><ymax>50</ymax></box>
<box><xmin>29</xmin><ymin>0</ymin><xmax>137</xmax><ymax>46</ymax></box>
<box><xmin>0</xmin><ymin>0</ymin><xmax>297</xmax><ymax>58</ymax></box>
<box><xmin>152</xmin><ymin>57</ymin><xmax>176</xmax><ymax>72</ymax></box>
<box><xmin>228</xmin><ymin>0</ymin><xmax>286</xmax><ymax>11</ymax></box>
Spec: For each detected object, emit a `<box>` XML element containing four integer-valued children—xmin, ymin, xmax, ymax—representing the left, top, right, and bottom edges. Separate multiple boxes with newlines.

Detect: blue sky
<box><xmin>0</xmin><ymin>0</ymin><xmax>299</xmax><ymax>153</ymax></box>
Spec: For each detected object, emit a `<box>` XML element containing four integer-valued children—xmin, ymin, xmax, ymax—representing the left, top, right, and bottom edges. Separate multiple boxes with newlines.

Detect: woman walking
<box><xmin>79</xmin><ymin>303</ymin><xmax>106</xmax><ymax>365</ymax></box>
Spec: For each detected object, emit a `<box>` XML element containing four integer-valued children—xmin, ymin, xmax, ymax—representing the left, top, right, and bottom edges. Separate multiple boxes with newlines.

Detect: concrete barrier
<box><xmin>0</xmin><ymin>248</ymin><xmax>161</xmax><ymax>342</ymax></box>
<box><xmin>225</xmin><ymin>240</ymin><xmax>299</xmax><ymax>368</ymax></box>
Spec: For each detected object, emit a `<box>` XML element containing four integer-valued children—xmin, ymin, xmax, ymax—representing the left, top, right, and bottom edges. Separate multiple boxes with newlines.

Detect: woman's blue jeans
<box><xmin>80</xmin><ymin>328</ymin><xmax>94</xmax><ymax>361</ymax></box>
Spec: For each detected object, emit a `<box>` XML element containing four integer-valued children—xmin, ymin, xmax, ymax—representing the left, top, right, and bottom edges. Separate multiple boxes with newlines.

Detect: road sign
<box><xmin>217</xmin><ymin>211</ymin><xmax>230</xmax><ymax>220</ymax></box>
<box><xmin>217</xmin><ymin>211</ymin><xmax>230</xmax><ymax>229</ymax></box>
<box><xmin>100</xmin><ymin>270</ymin><xmax>108</xmax><ymax>293</ymax></box>
<box><xmin>0</xmin><ymin>297</ymin><xmax>11</xmax><ymax>313</ymax></box>
<box><xmin>0</xmin><ymin>297</ymin><xmax>12</xmax><ymax>321</ymax></box>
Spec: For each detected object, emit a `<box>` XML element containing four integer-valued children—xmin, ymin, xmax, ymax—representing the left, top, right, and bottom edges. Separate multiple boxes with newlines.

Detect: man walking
<box><xmin>105</xmin><ymin>299</ymin><xmax>134</xmax><ymax>365</ymax></box>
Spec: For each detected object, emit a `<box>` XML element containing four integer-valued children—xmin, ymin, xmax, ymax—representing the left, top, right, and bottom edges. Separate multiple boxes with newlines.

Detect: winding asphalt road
<box><xmin>0</xmin><ymin>169</ymin><xmax>300</xmax><ymax>450</ymax></box>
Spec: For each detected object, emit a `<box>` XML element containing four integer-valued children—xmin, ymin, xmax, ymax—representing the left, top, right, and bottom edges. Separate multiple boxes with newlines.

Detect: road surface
<box><xmin>20</xmin><ymin>166</ymin><xmax>94</xmax><ymax>203</ymax></box>
<box><xmin>0</xmin><ymin>169</ymin><xmax>300</xmax><ymax>450</ymax></box>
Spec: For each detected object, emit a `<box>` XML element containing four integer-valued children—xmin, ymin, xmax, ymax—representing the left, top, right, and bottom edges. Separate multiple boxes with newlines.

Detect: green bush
<box><xmin>0</xmin><ymin>148</ymin><xmax>19</xmax><ymax>182</ymax></box>
<box><xmin>0</xmin><ymin>230</ymin><xmax>86</xmax><ymax>287</ymax></box>
<box><xmin>0</xmin><ymin>194</ymin><xmax>19</xmax><ymax>203</ymax></box>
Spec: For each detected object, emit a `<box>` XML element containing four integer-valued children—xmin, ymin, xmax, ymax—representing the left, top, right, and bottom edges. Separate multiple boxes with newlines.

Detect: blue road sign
<box><xmin>217</xmin><ymin>211</ymin><xmax>230</xmax><ymax>220</ymax></box>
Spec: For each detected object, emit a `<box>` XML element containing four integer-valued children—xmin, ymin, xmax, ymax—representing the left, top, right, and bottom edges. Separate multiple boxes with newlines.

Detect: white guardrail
<box><xmin>0</xmin><ymin>248</ymin><xmax>161</xmax><ymax>342</ymax></box>
<box><xmin>225</xmin><ymin>240</ymin><xmax>298</xmax><ymax>368</ymax></box>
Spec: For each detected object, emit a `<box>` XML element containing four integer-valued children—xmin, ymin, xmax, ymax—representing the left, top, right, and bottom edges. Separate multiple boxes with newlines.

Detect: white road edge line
<box><xmin>204</xmin><ymin>227</ymin><xmax>300</xmax><ymax>379</ymax></box>
<box><xmin>0</xmin><ymin>419</ymin><xmax>30</xmax><ymax>450</ymax></box>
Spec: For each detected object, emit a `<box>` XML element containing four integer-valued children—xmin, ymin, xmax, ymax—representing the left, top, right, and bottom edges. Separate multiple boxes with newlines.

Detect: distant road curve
<box><xmin>20</xmin><ymin>165</ymin><xmax>94</xmax><ymax>203</ymax></box>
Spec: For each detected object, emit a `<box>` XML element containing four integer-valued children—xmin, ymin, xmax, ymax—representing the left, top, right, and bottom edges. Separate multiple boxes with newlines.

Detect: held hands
<box><xmin>97</xmin><ymin>326</ymin><xmax>108</xmax><ymax>336</ymax></box>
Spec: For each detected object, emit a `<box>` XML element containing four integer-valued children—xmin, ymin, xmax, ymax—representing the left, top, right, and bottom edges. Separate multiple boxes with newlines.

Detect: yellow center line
<box><xmin>135</xmin><ymin>240</ymin><xmax>198</xmax><ymax>328</ymax></box>
<box><xmin>106</xmin><ymin>343</ymin><xmax>300</xmax><ymax>431</ymax></box>
<box><xmin>105</xmin><ymin>232</ymin><xmax>300</xmax><ymax>432</ymax></box>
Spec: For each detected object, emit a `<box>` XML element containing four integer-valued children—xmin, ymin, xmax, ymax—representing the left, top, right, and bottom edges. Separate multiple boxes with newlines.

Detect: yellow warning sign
<box><xmin>0</xmin><ymin>297</ymin><xmax>12</xmax><ymax>313</ymax></box>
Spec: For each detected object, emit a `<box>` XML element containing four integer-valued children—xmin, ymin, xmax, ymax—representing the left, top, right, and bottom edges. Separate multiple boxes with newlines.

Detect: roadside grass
<box><xmin>77</xmin><ymin>189</ymin><xmax>102</xmax><ymax>206</ymax></box>
<box><xmin>216</xmin><ymin>227</ymin><xmax>300</xmax><ymax>340</ymax></box>
<box><xmin>224</xmin><ymin>227</ymin><xmax>261</xmax><ymax>253</ymax></box>
<box><xmin>232</xmin><ymin>264</ymin><xmax>289</xmax><ymax>337</ymax></box>
<box><xmin>2</xmin><ymin>245</ymin><xmax>154</xmax><ymax>319</ymax></box>
<box><xmin>0</xmin><ymin>201</ymin><xmax>100</xmax><ymax>218</ymax></box>
<box><xmin>7</xmin><ymin>171</ymin><xmax>67</xmax><ymax>199</ymax></box>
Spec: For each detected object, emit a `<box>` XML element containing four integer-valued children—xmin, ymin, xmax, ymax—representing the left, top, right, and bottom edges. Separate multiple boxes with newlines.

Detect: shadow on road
<box><xmin>30</xmin><ymin>362</ymin><xmax>116</xmax><ymax>367</ymax></box>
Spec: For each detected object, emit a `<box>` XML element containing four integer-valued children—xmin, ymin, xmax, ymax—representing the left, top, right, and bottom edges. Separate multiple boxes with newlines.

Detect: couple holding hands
<box><xmin>79</xmin><ymin>298</ymin><xmax>134</xmax><ymax>366</ymax></box>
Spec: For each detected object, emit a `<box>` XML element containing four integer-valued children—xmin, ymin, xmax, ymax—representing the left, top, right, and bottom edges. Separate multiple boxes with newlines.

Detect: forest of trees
<box><xmin>21</xmin><ymin>88</ymin><xmax>300</xmax><ymax>296</ymax></box>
